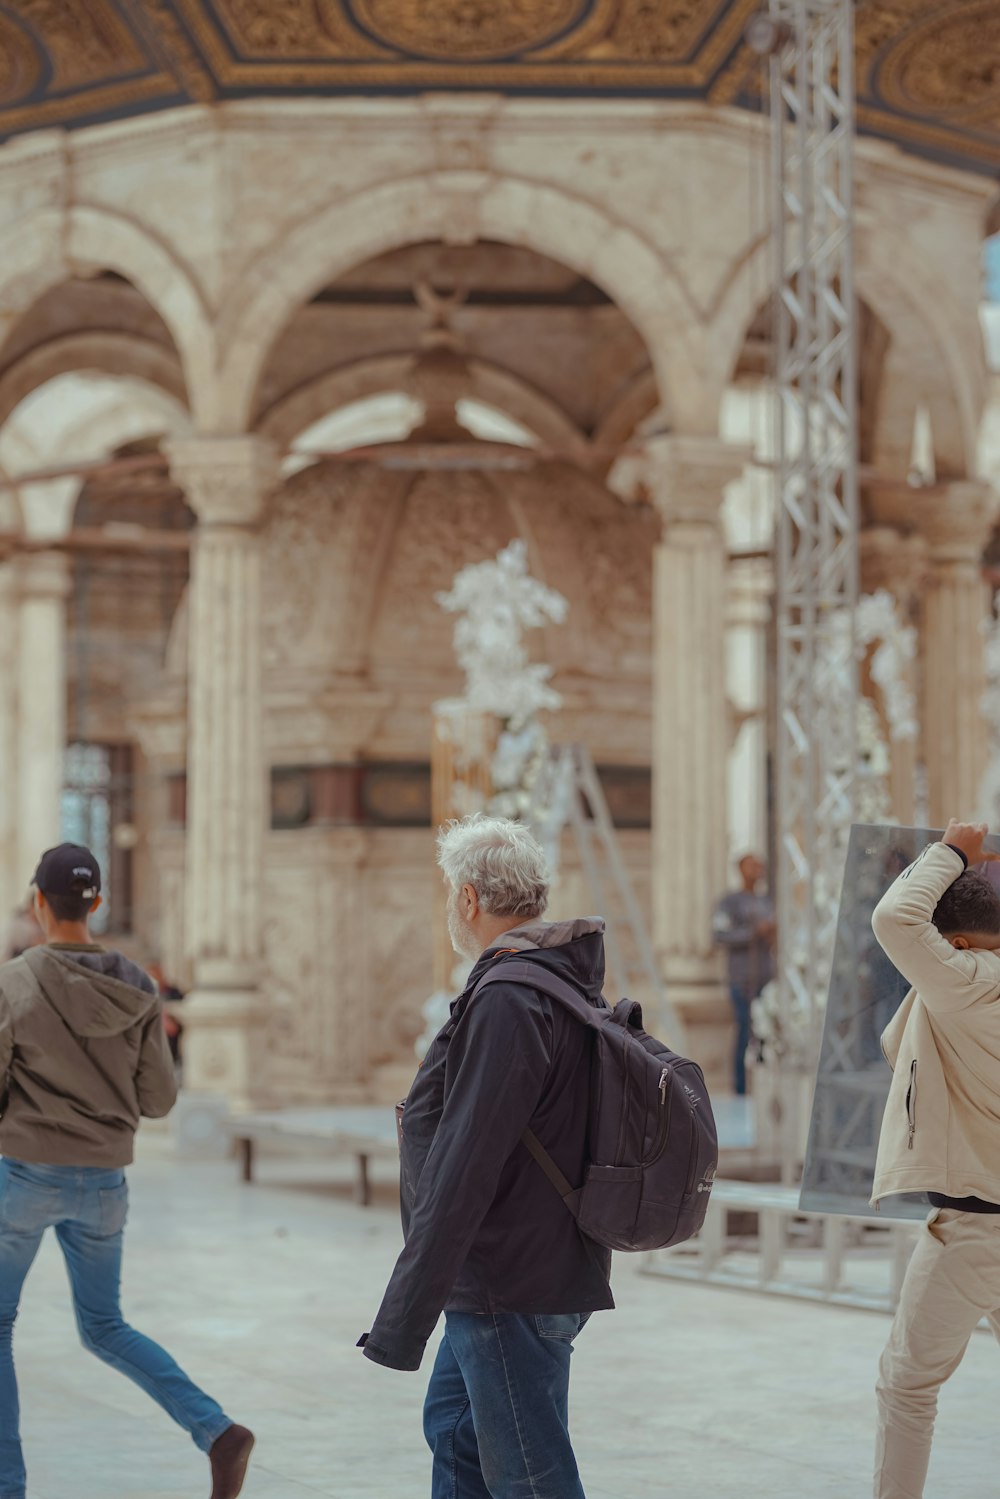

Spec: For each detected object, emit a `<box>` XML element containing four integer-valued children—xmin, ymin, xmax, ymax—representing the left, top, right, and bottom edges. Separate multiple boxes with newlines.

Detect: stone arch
<box><xmin>0</xmin><ymin>375</ymin><xmax>190</xmax><ymax>539</ymax></box>
<box><xmin>591</xmin><ymin>369</ymin><xmax>660</xmax><ymax>468</ymax></box>
<box><xmin>257</xmin><ymin>353</ymin><xmax>591</xmax><ymax>463</ymax></box>
<box><xmin>0</xmin><ymin>333</ymin><xmax>186</xmax><ymax>431</ymax></box>
<box><xmin>0</xmin><ymin>463</ymin><xmax>24</xmax><ymax>534</ymax></box>
<box><xmin>0</xmin><ymin>206</ymin><xmax>214</xmax><ymax>423</ymax></box>
<box><xmin>214</xmin><ymin>173</ymin><xmax>702</xmax><ymax>434</ymax></box>
<box><xmin>856</xmin><ymin>238</ymin><xmax>980</xmax><ymax>479</ymax></box>
<box><xmin>707</xmin><ymin>220</ymin><xmax>981</xmax><ymax>477</ymax></box>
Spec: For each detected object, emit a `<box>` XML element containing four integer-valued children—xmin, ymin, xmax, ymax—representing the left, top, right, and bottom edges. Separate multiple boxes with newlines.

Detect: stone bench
<box><xmin>228</xmin><ymin>1106</ymin><xmax>400</xmax><ymax>1206</ymax></box>
<box><xmin>642</xmin><ymin>1177</ymin><xmax>921</xmax><ymax>1313</ymax></box>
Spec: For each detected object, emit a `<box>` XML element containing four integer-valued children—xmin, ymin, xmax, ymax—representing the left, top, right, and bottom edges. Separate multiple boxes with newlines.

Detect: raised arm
<box><xmin>871</xmin><ymin>823</ymin><xmax>1000</xmax><ymax>1015</ymax></box>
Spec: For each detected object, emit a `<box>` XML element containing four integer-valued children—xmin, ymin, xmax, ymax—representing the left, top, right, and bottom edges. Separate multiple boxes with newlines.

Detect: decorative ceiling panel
<box><xmin>0</xmin><ymin>0</ymin><xmax>996</xmax><ymax>177</ymax></box>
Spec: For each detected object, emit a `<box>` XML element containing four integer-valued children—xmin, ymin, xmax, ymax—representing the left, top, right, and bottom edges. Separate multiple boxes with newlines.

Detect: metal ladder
<box><xmin>527</xmin><ymin>744</ymin><xmax>687</xmax><ymax>1050</ymax></box>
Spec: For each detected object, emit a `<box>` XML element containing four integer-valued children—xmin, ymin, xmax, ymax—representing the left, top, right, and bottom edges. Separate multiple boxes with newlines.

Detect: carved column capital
<box><xmin>869</xmin><ymin>480</ymin><xmax>997</xmax><ymax>566</ymax></box>
<box><xmin>167</xmin><ymin>435</ymin><xmax>280</xmax><ymax>528</ymax></box>
<box><xmin>859</xmin><ymin>526</ymin><xmax>930</xmax><ymax>610</ymax></box>
<box><xmin>642</xmin><ymin>434</ymin><xmax>753</xmax><ymax>529</ymax></box>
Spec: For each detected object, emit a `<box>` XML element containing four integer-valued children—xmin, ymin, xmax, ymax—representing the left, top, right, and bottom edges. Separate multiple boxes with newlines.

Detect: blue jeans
<box><xmin>424</xmin><ymin>1311</ymin><xmax>588</xmax><ymax>1499</ymax></box>
<box><xmin>729</xmin><ymin>985</ymin><xmax>754</xmax><ymax>1096</ymax></box>
<box><xmin>0</xmin><ymin>1158</ymin><xmax>231</xmax><ymax>1499</ymax></box>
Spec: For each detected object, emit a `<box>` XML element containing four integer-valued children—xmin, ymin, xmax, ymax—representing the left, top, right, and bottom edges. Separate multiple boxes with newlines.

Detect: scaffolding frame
<box><xmin>763</xmin><ymin>0</ymin><xmax>860</xmax><ymax>1162</ymax></box>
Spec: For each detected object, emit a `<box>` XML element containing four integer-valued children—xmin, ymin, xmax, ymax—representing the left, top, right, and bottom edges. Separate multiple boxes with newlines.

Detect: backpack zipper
<box><xmin>644</xmin><ymin>1065</ymin><xmax>673</xmax><ymax>1165</ymax></box>
<box><xmin>905</xmin><ymin>1060</ymin><xmax>917</xmax><ymax>1149</ymax></box>
<box><xmin>615</xmin><ymin>1038</ymin><xmax>633</xmax><ymax>1165</ymax></box>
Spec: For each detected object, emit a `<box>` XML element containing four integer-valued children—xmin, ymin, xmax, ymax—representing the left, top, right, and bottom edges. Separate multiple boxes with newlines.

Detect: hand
<box><xmin>755</xmin><ymin>918</ymin><xmax>776</xmax><ymax>940</ymax></box>
<box><xmin>942</xmin><ymin>820</ymin><xmax>1000</xmax><ymax>867</ymax></box>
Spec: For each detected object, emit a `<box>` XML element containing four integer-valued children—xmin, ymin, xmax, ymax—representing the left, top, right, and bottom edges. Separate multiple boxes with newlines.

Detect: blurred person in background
<box><xmin>712</xmin><ymin>853</ymin><xmax>775</xmax><ymax>1095</ymax></box>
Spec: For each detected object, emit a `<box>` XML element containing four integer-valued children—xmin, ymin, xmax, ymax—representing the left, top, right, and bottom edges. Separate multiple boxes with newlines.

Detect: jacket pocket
<box><xmin>905</xmin><ymin>1060</ymin><xmax>918</xmax><ymax>1150</ymax></box>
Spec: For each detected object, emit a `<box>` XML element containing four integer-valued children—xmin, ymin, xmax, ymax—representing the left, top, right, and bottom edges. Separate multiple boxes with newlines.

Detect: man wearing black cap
<box><xmin>0</xmin><ymin>844</ymin><xmax>254</xmax><ymax>1499</ymax></box>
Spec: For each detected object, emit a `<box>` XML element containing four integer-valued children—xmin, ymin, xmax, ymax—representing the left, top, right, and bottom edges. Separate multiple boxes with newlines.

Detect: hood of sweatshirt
<box><xmin>472</xmin><ymin>916</ymin><xmax>607</xmax><ymax>1004</ymax></box>
<box><xmin>22</xmin><ymin>946</ymin><xmax>158</xmax><ymax>1039</ymax></box>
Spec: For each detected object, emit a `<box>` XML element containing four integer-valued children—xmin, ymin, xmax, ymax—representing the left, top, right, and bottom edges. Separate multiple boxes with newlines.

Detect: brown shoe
<box><xmin>209</xmin><ymin>1424</ymin><xmax>255</xmax><ymax>1499</ymax></box>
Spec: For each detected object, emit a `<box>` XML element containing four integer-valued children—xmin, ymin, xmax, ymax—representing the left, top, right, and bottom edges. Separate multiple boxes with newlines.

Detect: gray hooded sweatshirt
<box><xmin>0</xmin><ymin>945</ymin><xmax>178</xmax><ymax>1168</ymax></box>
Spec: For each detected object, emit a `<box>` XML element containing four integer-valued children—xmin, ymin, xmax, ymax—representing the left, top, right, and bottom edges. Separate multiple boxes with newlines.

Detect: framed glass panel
<box><xmin>801</xmin><ymin>822</ymin><xmax>942</xmax><ymax>1220</ymax></box>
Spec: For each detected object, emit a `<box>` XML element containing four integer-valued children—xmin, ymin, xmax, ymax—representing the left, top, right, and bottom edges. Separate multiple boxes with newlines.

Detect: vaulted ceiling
<box><xmin>0</xmin><ymin>1</ymin><xmax>998</xmax><ymax>177</ymax></box>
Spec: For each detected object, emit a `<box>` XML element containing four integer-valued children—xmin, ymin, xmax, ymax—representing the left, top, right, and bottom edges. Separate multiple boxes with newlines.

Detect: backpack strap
<box><xmin>471</xmin><ymin>956</ymin><xmax>604</xmax><ymax>1218</ymax></box>
<box><xmin>471</xmin><ymin>959</ymin><xmax>609</xmax><ymax>1031</ymax></box>
<box><xmin>520</xmin><ymin>1125</ymin><xmax>576</xmax><ymax>1202</ymax></box>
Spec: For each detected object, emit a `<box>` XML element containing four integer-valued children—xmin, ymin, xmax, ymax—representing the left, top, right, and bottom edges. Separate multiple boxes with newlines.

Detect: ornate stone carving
<box><xmin>875</xmin><ymin>481</ymin><xmax>997</xmax><ymax>563</ymax></box>
<box><xmin>601</xmin><ymin>0</ymin><xmax>709</xmax><ymax>62</ymax></box>
<box><xmin>880</xmin><ymin>3</ymin><xmax>1000</xmax><ymax>118</ymax></box>
<box><xmin>167</xmin><ymin>436</ymin><xmax>280</xmax><ymax>527</ymax></box>
<box><xmin>349</xmin><ymin>0</ymin><xmax>582</xmax><ymax>60</ymax></box>
<box><xmin>214</xmin><ymin>0</ymin><xmax>388</xmax><ymax>55</ymax></box>
<box><xmin>0</xmin><ymin>0</ymin><xmax>996</xmax><ymax>177</ymax></box>
<box><xmin>643</xmin><ymin>435</ymin><xmax>752</xmax><ymax>529</ymax></box>
<box><xmin>141</xmin><ymin>0</ymin><xmax>217</xmax><ymax>101</ymax></box>
<box><xmin>13</xmin><ymin>1</ymin><xmax>138</xmax><ymax>89</ymax></box>
<box><xmin>0</xmin><ymin>16</ymin><xmax>42</xmax><ymax>106</ymax></box>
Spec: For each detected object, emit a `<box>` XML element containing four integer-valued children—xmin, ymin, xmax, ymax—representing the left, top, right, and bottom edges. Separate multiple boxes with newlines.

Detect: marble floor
<box><xmin>11</xmin><ymin>1129</ymin><xmax>998</xmax><ymax>1499</ymax></box>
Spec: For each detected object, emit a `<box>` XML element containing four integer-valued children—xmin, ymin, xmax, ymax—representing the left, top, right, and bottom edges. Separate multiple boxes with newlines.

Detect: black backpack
<box><xmin>473</xmin><ymin>958</ymin><xmax>718</xmax><ymax>1252</ymax></box>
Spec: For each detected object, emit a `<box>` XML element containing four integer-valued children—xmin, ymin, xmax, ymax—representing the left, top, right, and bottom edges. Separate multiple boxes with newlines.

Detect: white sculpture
<box><xmin>436</xmin><ymin>537</ymin><xmax>568</xmax><ymax>729</ymax></box>
<box><xmin>418</xmin><ymin>540</ymin><xmax>570</xmax><ymax>1055</ymax></box>
<box><xmin>436</xmin><ymin>537</ymin><xmax>569</xmax><ymax>820</ymax></box>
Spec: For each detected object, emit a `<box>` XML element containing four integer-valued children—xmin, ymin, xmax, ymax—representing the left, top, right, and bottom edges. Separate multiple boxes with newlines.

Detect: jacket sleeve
<box><xmin>871</xmin><ymin>842</ymin><xmax>1000</xmax><ymax>1015</ymax></box>
<box><xmin>712</xmin><ymin>895</ymin><xmax>756</xmax><ymax>948</ymax></box>
<box><xmin>135</xmin><ymin>1004</ymin><xmax>179</xmax><ymax>1118</ymax></box>
<box><xmin>361</xmin><ymin>984</ymin><xmax>553</xmax><ymax>1371</ymax></box>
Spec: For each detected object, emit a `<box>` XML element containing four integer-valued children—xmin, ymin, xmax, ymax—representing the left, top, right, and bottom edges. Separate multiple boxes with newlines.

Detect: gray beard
<box><xmin>447</xmin><ymin>905</ymin><xmax>480</xmax><ymax>961</ymax></box>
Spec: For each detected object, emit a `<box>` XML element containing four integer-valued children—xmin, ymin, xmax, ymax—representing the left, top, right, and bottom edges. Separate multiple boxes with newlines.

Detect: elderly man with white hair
<box><xmin>360</xmin><ymin>813</ymin><xmax>612</xmax><ymax>1499</ymax></box>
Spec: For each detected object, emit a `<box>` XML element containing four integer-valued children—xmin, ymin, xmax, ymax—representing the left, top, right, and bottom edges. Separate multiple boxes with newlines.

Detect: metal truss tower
<box><xmin>750</xmin><ymin>0</ymin><xmax>860</xmax><ymax>1147</ymax></box>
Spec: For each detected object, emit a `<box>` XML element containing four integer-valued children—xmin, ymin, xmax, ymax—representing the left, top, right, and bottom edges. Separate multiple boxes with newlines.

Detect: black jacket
<box><xmin>361</xmin><ymin>918</ymin><xmax>614</xmax><ymax>1371</ymax></box>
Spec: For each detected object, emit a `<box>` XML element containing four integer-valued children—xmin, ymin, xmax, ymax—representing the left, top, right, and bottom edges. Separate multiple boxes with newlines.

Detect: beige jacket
<box><xmin>871</xmin><ymin>841</ymin><xmax>1000</xmax><ymax>1208</ymax></box>
<box><xmin>0</xmin><ymin>945</ymin><xmax>177</xmax><ymax>1168</ymax></box>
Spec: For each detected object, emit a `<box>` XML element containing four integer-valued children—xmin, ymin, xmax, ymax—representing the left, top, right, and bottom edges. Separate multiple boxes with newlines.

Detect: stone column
<box><xmin>14</xmin><ymin>550</ymin><xmax>71</xmax><ymax>889</ymax></box>
<box><xmin>167</xmin><ymin>437</ymin><xmax>279</xmax><ymax>1110</ymax></box>
<box><xmin>646</xmin><ymin>435</ymin><xmax>751</xmax><ymax>1078</ymax></box>
<box><xmin>875</xmin><ymin>482</ymin><xmax>996</xmax><ymax>825</ymax></box>
<box><xmin>725</xmin><ymin>556</ymin><xmax>773</xmax><ymax>862</ymax></box>
<box><xmin>858</xmin><ymin>524</ymin><xmax>928</xmax><ymax>825</ymax></box>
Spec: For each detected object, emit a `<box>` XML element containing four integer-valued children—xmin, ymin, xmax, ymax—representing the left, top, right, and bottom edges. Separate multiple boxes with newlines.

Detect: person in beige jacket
<box><xmin>0</xmin><ymin>844</ymin><xmax>253</xmax><ymax>1499</ymax></box>
<box><xmin>870</xmin><ymin>819</ymin><xmax>1000</xmax><ymax>1499</ymax></box>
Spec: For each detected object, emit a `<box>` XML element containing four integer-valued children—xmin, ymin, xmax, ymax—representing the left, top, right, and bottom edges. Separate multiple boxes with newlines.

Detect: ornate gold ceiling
<box><xmin>0</xmin><ymin>1</ymin><xmax>998</xmax><ymax>176</ymax></box>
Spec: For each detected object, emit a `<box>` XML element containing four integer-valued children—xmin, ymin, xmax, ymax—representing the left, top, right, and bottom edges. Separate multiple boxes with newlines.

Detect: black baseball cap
<box><xmin>33</xmin><ymin>844</ymin><xmax>102</xmax><ymax>899</ymax></box>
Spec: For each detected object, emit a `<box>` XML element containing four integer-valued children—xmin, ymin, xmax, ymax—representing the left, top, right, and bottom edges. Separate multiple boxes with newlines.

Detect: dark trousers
<box><xmin>423</xmin><ymin>1311</ymin><xmax>588</xmax><ymax>1499</ymax></box>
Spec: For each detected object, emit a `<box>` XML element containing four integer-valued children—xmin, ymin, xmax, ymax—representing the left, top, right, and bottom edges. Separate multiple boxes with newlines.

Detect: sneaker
<box><xmin>209</xmin><ymin>1424</ymin><xmax>255</xmax><ymax>1499</ymax></box>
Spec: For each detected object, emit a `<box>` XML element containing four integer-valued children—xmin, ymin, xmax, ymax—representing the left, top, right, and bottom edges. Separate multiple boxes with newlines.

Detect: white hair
<box><xmin>437</xmin><ymin>814</ymin><xmax>550</xmax><ymax>920</ymax></box>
